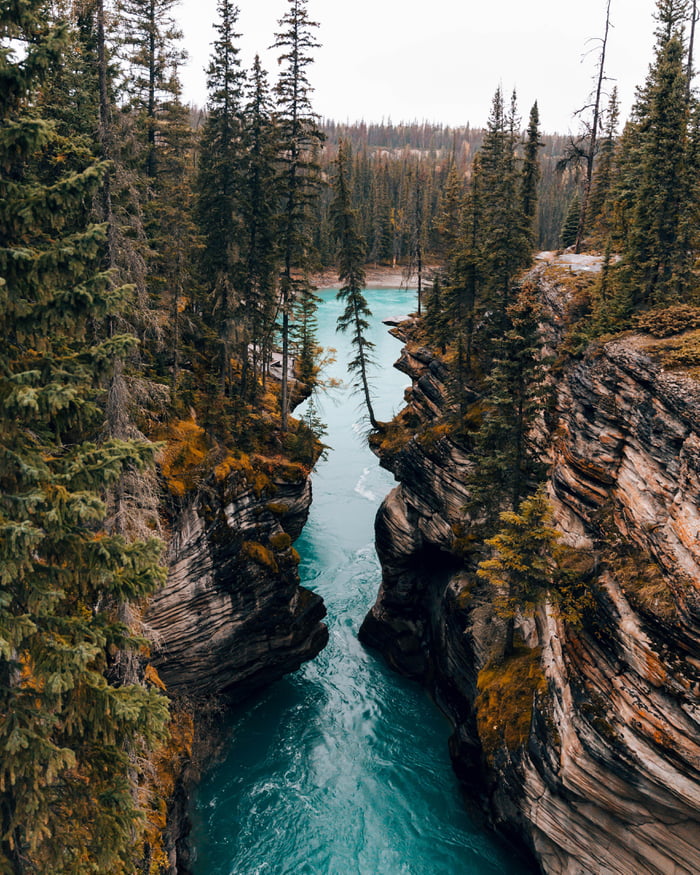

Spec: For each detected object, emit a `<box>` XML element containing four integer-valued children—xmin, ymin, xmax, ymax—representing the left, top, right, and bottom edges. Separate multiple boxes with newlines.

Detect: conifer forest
<box><xmin>2</xmin><ymin>0</ymin><xmax>700</xmax><ymax>872</ymax></box>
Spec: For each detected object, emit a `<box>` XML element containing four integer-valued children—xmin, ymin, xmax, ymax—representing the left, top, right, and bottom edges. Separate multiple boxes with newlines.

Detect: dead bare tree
<box><xmin>558</xmin><ymin>0</ymin><xmax>613</xmax><ymax>252</ymax></box>
<box><xmin>688</xmin><ymin>0</ymin><xmax>698</xmax><ymax>102</ymax></box>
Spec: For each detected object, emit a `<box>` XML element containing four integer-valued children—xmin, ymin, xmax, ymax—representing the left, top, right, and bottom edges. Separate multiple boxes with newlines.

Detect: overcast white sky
<box><xmin>176</xmin><ymin>0</ymin><xmax>663</xmax><ymax>134</ymax></box>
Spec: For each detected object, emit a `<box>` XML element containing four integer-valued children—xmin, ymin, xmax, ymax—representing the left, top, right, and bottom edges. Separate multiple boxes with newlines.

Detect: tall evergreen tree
<box><xmin>196</xmin><ymin>0</ymin><xmax>247</xmax><ymax>396</ymax></box>
<box><xmin>272</xmin><ymin>0</ymin><xmax>324</xmax><ymax>430</ymax></box>
<box><xmin>0</xmin><ymin>4</ymin><xmax>169</xmax><ymax>871</ymax></box>
<box><xmin>477</xmin><ymin>488</ymin><xmax>570</xmax><ymax>658</ymax></box>
<box><xmin>617</xmin><ymin>1</ymin><xmax>693</xmax><ymax>308</ymax></box>
<box><xmin>117</xmin><ymin>0</ymin><xmax>185</xmax><ymax>178</ymax></box>
<box><xmin>147</xmin><ymin>82</ymin><xmax>198</xmax><ymax>399</ymax></box>
<box><xmin>404</xmin><ymin>163</ymin><xmax>429</xmax><ymax>316</ymax></box>
<box><xmin>560</xmin><ymin>194</ymin><xmax>581</xmax><ymax>248</ymax></box>
<box><xmin>588</xmin><ymin>86</ymin><xmax>620</xmax><ymax>228</ymax></box>
<box><xmin>331</xmin><ymin>140</ymin><xmax>379</xmax><ymax>429</ymax></box>
<box><xmin>467</xmin><ymin>282</ymin><xmax>548</xmax><ymax>525</ymax></box>
<box><xmin>478</xmin><ymin>88</ymin><xmax>531</xmax><ymax>320</ymax></box>
<box><xmin>575</xmin><ymin>0</ymin><xmax>613</xmax><ymax>252</ymax></box>
<box><xmin>521</xmin><ymin>101</ymin><xmax>543</xmax><ymax>236</ymax></box>
<box><xmin>240</xmin><ymin>54</ymin><xmax>279</xmax><ymax>399</ymax></box>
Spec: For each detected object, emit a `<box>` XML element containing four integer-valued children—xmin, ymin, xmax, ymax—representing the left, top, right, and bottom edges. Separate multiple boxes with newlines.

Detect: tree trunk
<box><xmin>575</xmin><ymin>0</ymin><xmax>611</xmax><ymax>253</ymax></box>
<box><xmin>688</xmin><ymin>0</ymin><xmax>698</xmax><ymax>104</ymax></box>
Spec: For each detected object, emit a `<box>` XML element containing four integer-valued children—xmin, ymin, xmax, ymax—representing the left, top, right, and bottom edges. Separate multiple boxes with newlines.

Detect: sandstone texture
<box><xmin>361</xmin><ymin>267</ymin><xmax>700</xmax><ymax>874</ymax></box>
<box><xmin>147</xmin><ymin>464</ymin><xmax>327</xmax><ymax>701</ymax></box>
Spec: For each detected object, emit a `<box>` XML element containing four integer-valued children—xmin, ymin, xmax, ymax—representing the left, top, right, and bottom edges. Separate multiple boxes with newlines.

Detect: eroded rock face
<box><xmin>361</xmin><ymin>272</ymin><xmax>700</xmax><ymax>874</ymax></box>
<box><xmin>147</xmin><ymin>468</ymin><xmax>328</xmax><ymax>701</ymax></box>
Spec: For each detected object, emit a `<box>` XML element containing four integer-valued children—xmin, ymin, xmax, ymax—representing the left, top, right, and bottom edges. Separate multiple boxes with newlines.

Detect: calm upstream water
<box><xmin>189</xmin><ymin>288</ymin><xmax>528</xmax><ymax>875</ymax></box>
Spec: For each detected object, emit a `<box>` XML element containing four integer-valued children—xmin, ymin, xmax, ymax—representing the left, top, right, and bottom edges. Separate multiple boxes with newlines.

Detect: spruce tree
<box><xmin>588</xmin><ymin>86</ymin><xmax>620</xmax><ymax>229</ymax></box>
<box><xmin>272</xmin><ymin>0</ymin><xmax>324</xmax><ymax>430</ymax></box>
<box><xmin>196</xmin><ymin>0</ymin><xmax>247</xmax><ymax>397</ymax></box>
<box><xmin>0</xmin><ymin>4</ymin><xmax>169</xmax><ymax>871</ymax></box>
<box><xmin>618</xmin><ymin>4</ymin><xmax>692</xmax><ymax>307</ymax></box>
<box><xmin>117</xmin><ymin>0</ymin><xmax>185</xmax><ymax>178</ymax></box>
<box><xmin>147</xmin><ymin>83</ymin><xmax>198</xmax><ymax>399</ymax></box>
<box><xmin>521</xmin><ymin>101</ymin><xmax>543</xmax><ymax>236</ymax></box>
<box><xmin>476</xmin><ymin>488</ymin><xmax>567</xmax><ymax>657</ymax></box>
<box><xmin>478</xmin><ymin>88</ymin><xmax>531</xmax><ymax>320</ymax></box>
<box><xmin>467</xmin><ymin>282</ymin><xmax>548</xmax><ymax>526</ymax></box>
<box><xmin>331</xmin><ymin>140</ymin><xmax>379</xmax><ymax>429</ymax></box>
<box><xmin>560</xmin><ymin>194</ymin><xmax>581</xmax><ymax>248</ymax></box>
<box><xmin>240</xmin><ymin>55</ymin><xmax>280</xmax><ymax>399</ymax></box>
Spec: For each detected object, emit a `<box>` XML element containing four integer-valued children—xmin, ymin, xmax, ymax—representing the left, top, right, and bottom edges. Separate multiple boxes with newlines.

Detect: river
<box><xmin>188</xmin><ymin>287</ymin><xmax>528</xmax><ymax>874</ymax></box>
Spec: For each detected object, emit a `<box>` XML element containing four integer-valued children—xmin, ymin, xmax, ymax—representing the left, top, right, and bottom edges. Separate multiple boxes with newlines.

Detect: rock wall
<box><xmin>147</xmin><ymin>458</ymin><xmax>328</xmax><ymax>873</ymax></box>
<box><xmin>360</xmin><ymin>270</ymin><xmax>700</xmax><ymax>874</ymax></box>
<box><xmin>147</xmin><ymin>463</ymin><xmax>328</xmax><ymax>701</ymax></box>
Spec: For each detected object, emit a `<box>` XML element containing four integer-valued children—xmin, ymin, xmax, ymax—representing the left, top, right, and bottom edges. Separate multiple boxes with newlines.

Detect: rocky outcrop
<box><xmin>147</xmin><ymin>461</ymin><xmax>328</xmax><ymax>700</ymax></box>
<box><xmin>361</xmin><ymin>268</ymin><xmax>700</xmax><ymax>874</ymax></box>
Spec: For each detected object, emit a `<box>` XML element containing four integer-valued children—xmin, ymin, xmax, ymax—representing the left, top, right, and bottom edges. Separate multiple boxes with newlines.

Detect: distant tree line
<box><xmin>312</xmin><ymin>121</ymin><xmax>582</xmax><ymax>264</ymax></box>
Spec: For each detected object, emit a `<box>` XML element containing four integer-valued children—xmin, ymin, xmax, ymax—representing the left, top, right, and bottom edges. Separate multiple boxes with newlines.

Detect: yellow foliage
<box><xmin>476</xmin><ymin>645</ymin><xmax>546</xmax><ymax>760</ymax></box>
<box><xmin>213</xmin><ymin>451</ymin><xmax>254</xmax><ymax>482</ymax></box>
<box><xmin>269</xmin><ymin>532</ymin><xmax>292</xmax><ymax>551</ymax></box>
<box><xmin>373</xmin><ymin>419</ymin><xmax>412</xmax><ymax>456</ymax></box>
<box><xmin>18</xmin><ymin>652</ymin><xmax>44</xmax><ymax>692</ymax></box>
<box><xmin>463</xmin><ymin>400</ymin><xmax>488</xmax><ymax>432</ymax></box>
<box><xmin>252</xmin><ymin>470</ymin><xmax>271</xmax><ymax>496</ymax></box>
<box><xmin>144</xmin><ymin>663</ymin><xmax>167</xmax><ymax>692</ymax></box>
<box><xmin>266</xmin><ymin>501</ymin><xmax>290</xmax><ymax>515</ymax></box>
<box><xmin>141</xmin><ymin>707</ymin><xmax>194</xmax><ymax>875</ymax></box>
<box><xmin>646</xmin><ymin>329</ymin><xmax>700</xmax><ymax>373</ymax></box>
<box><xmin>417</xmin><ymin>421</ymin><xmax>453</xmax><ymax>447</ymax></box>
<box><xmin>242</xmin><ymin>540</ymin><xmax>279</xmax><ymax>572</ymax></box>
<box><xmin>160</xmin><ymin>418</ymin><xmax>208</xmax><ymax>496</ymax></box>
<box><xmin>252</xmin><ymin>452</ymin><xmax>306</xmax><ymax>483</ymax></box>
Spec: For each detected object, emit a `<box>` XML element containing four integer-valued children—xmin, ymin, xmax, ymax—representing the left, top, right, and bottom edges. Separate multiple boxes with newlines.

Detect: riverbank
<box><xmin>312</xmin><ymin>263</ymin><xmax>437</xmax><ymax>289</ymax></box>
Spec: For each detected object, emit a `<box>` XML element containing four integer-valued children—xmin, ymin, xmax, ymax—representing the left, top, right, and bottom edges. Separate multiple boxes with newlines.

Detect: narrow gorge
<box><xmin>180</xmin><ymin>287</ymin><xmax>530</xmax><ymax>874</ymax></box>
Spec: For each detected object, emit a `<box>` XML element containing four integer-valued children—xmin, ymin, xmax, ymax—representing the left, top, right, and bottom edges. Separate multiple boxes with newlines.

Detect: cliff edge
<box><xmin>360</xmin><ymin>265</ymin><xmax>700</xmax><ymax>874</ymax></box>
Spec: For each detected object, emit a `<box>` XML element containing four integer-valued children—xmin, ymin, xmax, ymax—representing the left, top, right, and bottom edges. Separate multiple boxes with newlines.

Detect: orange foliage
<box><xmin>159</xmin><ymin>417</ymin><xmax>208</xmax><ymax>496</ymax></box>
<box><xmin>141</xmin><ymin>707</ymin><xmax>194</xmax><ymax>874</ymax></box>
<box><xmin>241</xmin><ymin>540</ymin><xmax>279</xmax><ymax>572</ymax></box>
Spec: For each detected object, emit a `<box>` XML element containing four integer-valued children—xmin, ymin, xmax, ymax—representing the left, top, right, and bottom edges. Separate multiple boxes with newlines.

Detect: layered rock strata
<box><xmin>361</xmin><ymin>270</ymin><xmax>700</xmax><ymax>874</ymax></box>
<box><xmin>147</xmin><ymin>464</ymin><xmax>327</xmax><ymax>700</ymax></box>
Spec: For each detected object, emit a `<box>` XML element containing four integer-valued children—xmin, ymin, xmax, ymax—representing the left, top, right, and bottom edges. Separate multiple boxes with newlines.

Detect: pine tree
<box><xmin>240</xmin><ymin>55</ymin><xmax>279</xmax><ymax>399</ymax></box>
<box><xmin>478</xmin><ymin>88</ymin><xmax>531</xmax><ymax>320</ymax></box>
<box><xmin>618</xmin><ymin>4</ymin><xmax>692</xmax><ymax>307</ymax></box>
<box><xmin>575</xmin><ymin>0</ymin><xmax>613</xmax><ymax>252</ymax></box>
<box><xmin>117</xmin><ymin>0</ymin><xmax>185</xmax><ymax>178</ymax></box>
<box><xmin>467</xmin><ymin>282</ymin><xmax>548</xmax><ymax>526</ymax></box>
<box><xmin>424</xmin><ymin>273</ymin><xmax>449</xmax><ymax>355</ymax></box>
<box><xmin>331</xmin><ymin>140</ymin><xmax>379</xmax><ymax>429</ymax></box>
<box><xmin>521</xmin><ymin>101</ymin><xmax>543</xmax><ymax>237</ymax></box>
<box><xmin>196</xmin><ymin>0</ymin><xmax>247</xmax><ymax>396</ymax></box>
<box><xmin>273</xmin><ymin>0</ymin><xmax>325</xmax><ymax>430</ymax></box>
<box><xmin>403</xmin><ymin>163</ymin><xmax>429</xmax><ymax>315</ymax></box>
<box><xmin>146</xmin><ymin>82</ymin><xmax>198</xmax><ymax>399</ymax></box>
<box><xmin>560</xmin><ymin>194</ymin><xmax>581</xmax><ymax>248</ymax></box>
<box><xmin>588</xmin><ymin>86</ymin><xmax>620</xmax><ymax>228</ymax></box>
<box><xmin>0</xmin><ymin>4</ymin><xmax>169</xmax><ymax>871</ymax></box>
<box><xmin>445</xmin><ymin>155</ymin><xmax>483</xmax><ymax>411</ymax></box>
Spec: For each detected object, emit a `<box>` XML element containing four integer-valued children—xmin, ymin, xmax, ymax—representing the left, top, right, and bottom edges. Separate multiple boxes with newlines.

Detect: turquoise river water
<box><xmin>189</xmin><ymin>288</ymin><xmax>529</xmax><ymax>875</ymax></box>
